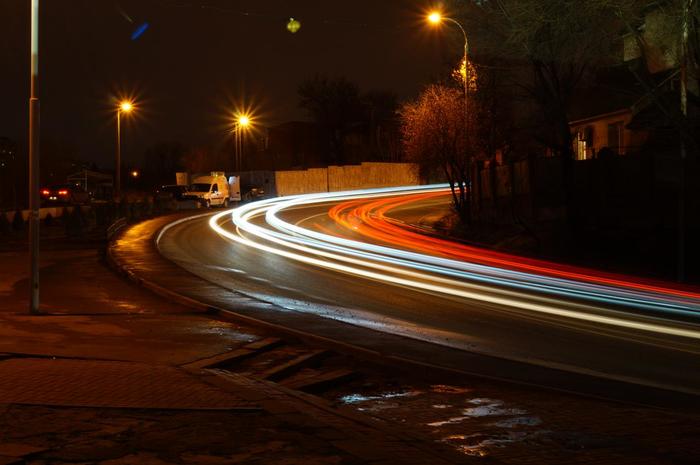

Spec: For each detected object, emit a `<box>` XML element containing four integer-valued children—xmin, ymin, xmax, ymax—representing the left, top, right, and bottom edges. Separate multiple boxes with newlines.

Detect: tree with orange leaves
<box><xmin>400</xmin><ymin>84</ymin><xmax>479</xmax><ymax>223</ymax></box>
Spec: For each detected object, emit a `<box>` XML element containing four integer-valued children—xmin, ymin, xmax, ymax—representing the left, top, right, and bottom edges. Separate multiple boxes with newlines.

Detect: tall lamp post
<box><xmin>427</xmin><ymin>11</ymin><xmax>470</xmax><ymax>120</ymax></box>
<box><xmin>233</xmin><ymin>114</ymin><xmax>251</xmax><ymax>172</ymax></box>
<box><xmin>28</xmin><ymin>0</ymin><xmax>40</xmax><ymax>314</ymax></box>
<box><xmin>428</xmin><ymin>11</ymin><xmax>474</xmax><ymax>222</ymax></box>
<box><xmin>115</xmin><ymin>101</ymin><xmax>134</xmax><ymax>202</ymax></box>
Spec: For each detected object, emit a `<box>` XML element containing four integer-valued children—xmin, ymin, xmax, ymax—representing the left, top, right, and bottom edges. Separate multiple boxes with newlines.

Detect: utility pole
<box><xmin>116</xmin><ymin>109</ymin><xmax>122</xmax><ymax>202</ymax></box>
<box><xmin>29</xmin><ymin>0</ymin><xmax>41</xmax><ymax>314</ymax></box>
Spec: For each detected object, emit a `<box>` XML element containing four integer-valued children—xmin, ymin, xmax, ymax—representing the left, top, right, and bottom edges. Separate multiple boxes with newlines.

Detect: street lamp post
<box><xmin>115</xmin><ymin>101</ymin><xmax>133</xmax><ymax>203</ymax></box>
<box><xmin>428</xmin><ymin>11</ymin><xmax>474</xmax><ymax>222</ymax></box>
<box><xmin>233</xmin><ymin>115</ymin><xmax>250</xmax><ymax>172</ymax></box>
<box><xmin>28</xmin><ymin>0</ymin><xmax>40</xmax><ymax>314</ymax></box>
<box><xmin>232</xmin><ymin>124</ymin><xmax>240</xmax><ymax>171</ymax></box>
<box><xmin>428</xmin><ymin>12</ymin><xmax>470</xmax><ymax>122</ymax></box>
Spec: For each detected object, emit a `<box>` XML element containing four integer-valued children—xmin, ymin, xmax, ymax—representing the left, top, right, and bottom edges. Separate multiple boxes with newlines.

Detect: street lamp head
<box><xmin>119</xmin><ymin>101</ymin><xmax>133</xmax><ymax>113</ymax></box>
<box><xmin>238</xmin><ymin>115</ymin><xmax>250</xmax><ymax>128</ymax></box>
<box><xmin>428</xmin><ymin>11</ymin><xmax>443</xmax><ymax>25</ymax></box>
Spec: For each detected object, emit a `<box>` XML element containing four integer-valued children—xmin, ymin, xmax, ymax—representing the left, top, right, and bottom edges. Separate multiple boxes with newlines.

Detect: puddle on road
<box><xmin>191</xmin><ymin>320</ymin><xmax>258</xmax><ymax>342</ymax></box>
<box><xmin>335</xmin><ymin>384</ymin><xmax>549</xmax><ymax>458</ymax></box>
<box><xmin>431</xmin><ymin>384</ymin><xmax>471</xmax><ymax>394</ymax></box>
<box><xmin>340</xmin><ymin>391</ymin><xmax>422</xmax><ymax>404</ymax></box>
<box><xmin>340</xmin><ymin>391</ymin><xmax>423</xmax><ymax>413</ymax></box>
<box><xmin>493</xmin><ymin>416</ymin><xmax>543</xmax><ymax>428</ymax></box>
<box><xmin>444</xmin><ymin>431</ymin><xmax>550</xmax><ymax>457</ymax></box>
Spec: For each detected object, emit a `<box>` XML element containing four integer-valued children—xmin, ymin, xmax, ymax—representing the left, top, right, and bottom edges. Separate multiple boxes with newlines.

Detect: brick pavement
<box><xmin>202</xmin><ymin>370</ymin><xmax>465</xmax><ymax>465</ymax></box>
<box><xmin>0</xmin><ymin>245</ymin><xmax>472</xmax><ymax>464</ymax></box>
<box><xmin>0</xmin><ymin>358</ymin><xmax>255</xmax><ymax>410</ymax></box>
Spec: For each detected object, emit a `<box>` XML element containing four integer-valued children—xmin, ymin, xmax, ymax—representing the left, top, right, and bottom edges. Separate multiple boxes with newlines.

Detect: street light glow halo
<box><xmin>120</xmin><ymin>101</ymin><xmax>134</xmax><ymax>112</ymax></box>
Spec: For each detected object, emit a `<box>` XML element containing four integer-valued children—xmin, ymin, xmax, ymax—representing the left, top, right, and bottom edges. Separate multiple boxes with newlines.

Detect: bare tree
<box><xmin>298</xmin><ymin>75</ymin><xmax>364</xmax><ymax>165</ymax></box>
<box><xmin>363</xmin><ymin>90</ymin><xmax>400</xmax><ymax>161</ymax></box>
<box><xmin>400</xmin><ymin>84</ymin><xmax>478</xmax><ymax>222</ymax></box>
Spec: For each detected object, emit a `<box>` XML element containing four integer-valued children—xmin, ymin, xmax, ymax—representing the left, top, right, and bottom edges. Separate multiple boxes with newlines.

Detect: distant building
<box><xmin>67</xmin><ymin>169</ymin><xmax>113</xmax><ymax>201</ymax></box>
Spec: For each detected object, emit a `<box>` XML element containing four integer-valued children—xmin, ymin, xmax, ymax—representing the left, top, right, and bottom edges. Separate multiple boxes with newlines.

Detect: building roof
<box><xmin>569</xmin><ymin>65</ymin><xmax>645</xmax><ymax>122</ymax></box>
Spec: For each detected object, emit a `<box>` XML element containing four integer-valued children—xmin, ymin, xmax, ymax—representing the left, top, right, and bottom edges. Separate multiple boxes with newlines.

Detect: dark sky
<box><xmin>1</xmin><ymin>1</ymin><xmax>456</xmax><ymax>168</ymax></box>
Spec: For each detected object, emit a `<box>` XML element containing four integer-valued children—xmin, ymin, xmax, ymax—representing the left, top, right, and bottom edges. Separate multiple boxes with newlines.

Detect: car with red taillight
<box><xmin>40</xmin><ymin>184</ymin><xmax>91</xmax><ymax>205</ymax></box>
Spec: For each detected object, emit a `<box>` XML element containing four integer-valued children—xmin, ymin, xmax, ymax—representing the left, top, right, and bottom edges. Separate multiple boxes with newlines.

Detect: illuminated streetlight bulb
<box><xmin>238</xmin><ymin>115</ymin><xmax>250</xmax><ymax>127</ymax></box>
<box><xmin>428</xmin><ymin>12</ymin><xmax>442</xmax><ymax>24</ymax></box>
<box><xmin>120</xmin><ymin>101</ymin><xmax>133</xmax><ymax>112</ymax></box>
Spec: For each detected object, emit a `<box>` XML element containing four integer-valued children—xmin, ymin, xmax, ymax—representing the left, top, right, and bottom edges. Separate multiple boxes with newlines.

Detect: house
<box><xmin>569</xmin><ymin>66</ymin><xmax>652</xmax><ymax>160</ymax></box>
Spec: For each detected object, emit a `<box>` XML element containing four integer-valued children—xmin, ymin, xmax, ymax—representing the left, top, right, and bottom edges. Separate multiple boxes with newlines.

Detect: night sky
<box><xmin>0</xmin><ymin>1</ymin><xmax>456</xmax><ymax>168</ymax></box>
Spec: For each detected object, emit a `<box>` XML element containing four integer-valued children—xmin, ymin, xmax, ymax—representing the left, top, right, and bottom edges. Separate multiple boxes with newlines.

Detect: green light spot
<box><xmin>287</xmin><ymin>18</ymin><xmax>301</xmax><ymax>34</ymax></box>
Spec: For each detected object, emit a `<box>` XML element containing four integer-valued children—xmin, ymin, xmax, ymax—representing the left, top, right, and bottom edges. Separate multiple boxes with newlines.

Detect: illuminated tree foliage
<box><xmin>400</xmin><ymin>84</ymin><xmax>479</xmax><ymax>222</ymax></box>
<box><xmin>452</xmin><ymin>57</ymin><xmax>478</xmax><ymax>92</ymax></box>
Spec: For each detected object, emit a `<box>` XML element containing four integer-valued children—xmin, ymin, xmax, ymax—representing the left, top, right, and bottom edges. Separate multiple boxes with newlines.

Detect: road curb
<box><xmin>108</xmin><ymin>238</ymin><xmax>385</xmax><ymax>359</ymax></box>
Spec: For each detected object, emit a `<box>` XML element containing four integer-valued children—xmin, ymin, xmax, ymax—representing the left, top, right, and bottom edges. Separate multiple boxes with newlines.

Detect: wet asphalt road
<box><xmin>156</xmin><ymin>201</ymin><xmax>700</xmax><ymax>399</ymax></box>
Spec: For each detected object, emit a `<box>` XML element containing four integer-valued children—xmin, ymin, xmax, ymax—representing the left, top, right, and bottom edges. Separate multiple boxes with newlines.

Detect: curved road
<box><xmin>157</xmin><ymin>185</ymin><xmax>700</xmax><ymax>397</ymax></box>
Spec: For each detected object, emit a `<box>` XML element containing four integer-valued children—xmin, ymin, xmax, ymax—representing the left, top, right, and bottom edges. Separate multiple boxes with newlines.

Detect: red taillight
<box><xmin>41</xmin><ymin>189</ymin><xmax>50</xmax><ymax>196</ymax></box>
<box><xmin>58</xmin><ymin>190</ymin><xmax>68</xmax><ymax>196</ymax></box>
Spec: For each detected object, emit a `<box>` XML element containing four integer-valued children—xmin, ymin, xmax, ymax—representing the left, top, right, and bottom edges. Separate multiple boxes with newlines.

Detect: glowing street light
<box><xmin>428</xmin><ymin>11</ymin><xmax>442</xmax><ymax>24</ymax></box>
<box><xmin>116</xmin><ymin>100</ymin><xmax>135</xmax><ymax>202</ymax></box>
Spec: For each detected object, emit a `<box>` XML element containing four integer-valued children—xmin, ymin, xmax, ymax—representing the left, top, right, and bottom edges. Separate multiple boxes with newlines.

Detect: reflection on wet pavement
<box><xmin>340</xmin><ymin>391</ymin><xmax>422</xmax><ymax>404</ymax></box>
<box><xmin>447</xmin><ymin>431</ymin><xmax>549</xmax><ymax>457</ymax></box>
<box><xmin>193</xmin><ymin>320</ymin><xmax>258</xmax><ymax>342</ymax></box>
<box><xmin>337</xmin><ymin>384</ymin><xmax>549</xmax><ymax>458</ymax></box>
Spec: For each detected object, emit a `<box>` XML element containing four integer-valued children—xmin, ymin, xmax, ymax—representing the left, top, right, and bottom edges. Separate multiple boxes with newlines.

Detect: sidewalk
<box><xmin>0</xmin><ymin>247</ymin><xmax>465</xmax><ymax>464</ymax></box>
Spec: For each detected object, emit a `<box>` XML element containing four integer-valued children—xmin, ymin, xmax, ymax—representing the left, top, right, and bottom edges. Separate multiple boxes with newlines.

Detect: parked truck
<box><xmin>181</xmin><ymin>172</ymin><xmax>241</xmax><ymax>208</ymax></box>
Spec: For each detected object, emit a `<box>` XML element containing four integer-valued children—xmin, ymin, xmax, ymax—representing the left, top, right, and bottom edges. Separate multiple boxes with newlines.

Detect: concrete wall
<box><xmin>275</xmin><ymin>162</ymin><xmax>421</xmax><ymax>197</ymax></box>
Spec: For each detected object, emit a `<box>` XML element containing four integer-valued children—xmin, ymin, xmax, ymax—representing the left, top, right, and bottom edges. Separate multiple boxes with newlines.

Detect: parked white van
<box><xmin>185</xmin><ymin>172</ymin><xmax>239</xmax><ymax>208</ymax></box>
